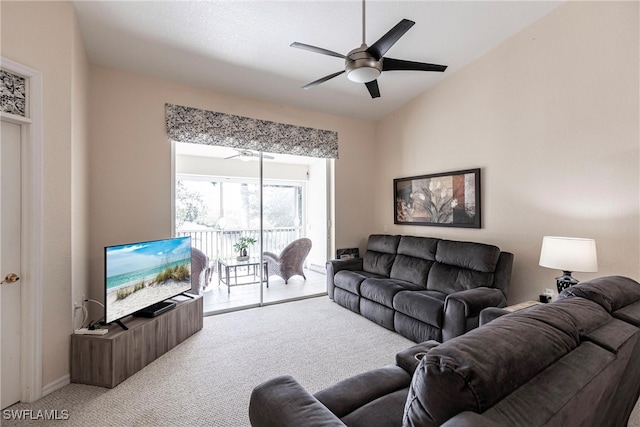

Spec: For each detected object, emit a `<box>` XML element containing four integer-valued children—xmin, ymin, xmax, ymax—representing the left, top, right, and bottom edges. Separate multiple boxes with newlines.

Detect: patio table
<box><xmin>217</xmin><ymin>258</ymin><xmax>268</xmax><ymax>294</ymax></box>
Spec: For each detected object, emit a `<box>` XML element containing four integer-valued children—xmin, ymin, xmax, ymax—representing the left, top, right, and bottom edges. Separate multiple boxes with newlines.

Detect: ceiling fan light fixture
<box><xmin>345</xmin><ymin>47</ymin><xmax>382</xmax><ymax>83</ymax></box>
<box><xmin>347</xmin><ymin>66</ymin><xmax>381</xmax><ymax>83</ymax></box>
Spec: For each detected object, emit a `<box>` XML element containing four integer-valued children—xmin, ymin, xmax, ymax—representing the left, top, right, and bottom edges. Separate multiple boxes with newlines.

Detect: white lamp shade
<box><xmin>539</xmin><ymin>236</ymin><xmax>598</xmax><ymax>272</ymax></box>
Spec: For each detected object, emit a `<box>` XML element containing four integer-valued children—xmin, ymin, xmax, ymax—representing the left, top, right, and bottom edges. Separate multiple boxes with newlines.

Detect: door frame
<box><xmin>1</xmin><ymin>57</ymin><xmax>43</xmax><ymax>403</ymax></box>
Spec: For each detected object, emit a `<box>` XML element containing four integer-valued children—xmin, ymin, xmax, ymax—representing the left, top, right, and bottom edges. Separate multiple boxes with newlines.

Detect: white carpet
<box><xmin>4</xmin><ymin>297</ymin><xmax>413</xmax><ymax>426</ymax></box>
<box><xmin>5</xmin><ymin>296</ymin><xmax>640</xmax><ymax>426</ymax></box>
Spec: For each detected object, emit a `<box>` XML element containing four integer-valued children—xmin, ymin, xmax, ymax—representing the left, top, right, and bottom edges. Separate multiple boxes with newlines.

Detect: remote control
<box><xmin>74</xmin><ymin>328</ymin><xmax>108</xmax><ymax>335</ymax></box>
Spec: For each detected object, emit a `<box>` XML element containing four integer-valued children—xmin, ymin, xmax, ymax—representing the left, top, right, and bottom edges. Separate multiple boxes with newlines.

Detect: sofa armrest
<box><xmin>249</xmin><ymin>375</ymin><xmax>345</xmax><ymax>427</ymax></box>
<box><xmin>479</xmin><ymin>307</ymin><xmax>511</xmax><ymax>326</ymax></box>
<box><xmin>442</xmin><ymin>287</ymin><xmax>507</xmax><ymax>341</ymax></box>
<box><xmin>493</xmin><ymin>251</ymin><xmax>514</xmax><ymax>299</ymax></box>
<box><xmin>326</xmin><ymin>258</ymin><xmax>364</xmax><ymax>299</ymax></box>
<box><xmin>395</xmin><ymin>341</ymin><xmax>440</xmax><ymax>375</ymax></box>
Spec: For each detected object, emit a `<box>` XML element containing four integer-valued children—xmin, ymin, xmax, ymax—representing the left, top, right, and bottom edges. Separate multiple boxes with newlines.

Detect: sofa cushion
<box><xmin>560</xmin><ymin>276</ymin><xmax>640</xmax><ymax>313</ymax></box>
<box><xmin>613</xmin><ymin>302</ymin><xmax>640</xmax><ymax>327</ymax></box>
<box><xmin>435</xmin><ymin>240</ymin><xmax>500</xmax><ymax>273</ymax></box>
<box><xmin>395</xmin><ymin>313</ymin><xmax>443</xmax><ymax>343</ymax></box>
<box><xmin>475</xmin><ymin>342</ymin><xmax>616</xmax><ymax>427</ymax></box>
<box><xmin>367</xmin><ymin>234</ymin><xmax>402</xmax><ymax>254</ymax></box>
<box><xmin>389</xmin><ymin>237</ymin><xmax>438</xmax><ymax>287</ymax></box>
<box><xmin>390</xmin><ymin>255</ymin><xmax>435</xmax><ymax>288</ymax></box>
<box><xmin>393</xmin><ymin>290</ymin><xmax>446</xmax><ymax>327</ymax></box>
<box><xmin>547</xmin><ymin>297</ymin><xmax>613</xmax><ymax>336</ymax></box>
<box><xmin>427</xmin><ymin>263</ymin><xmax>495</xmax><ymax>294</ymax></box>
<box><xmin>334</xmin><ymin>288</ymin><xmax>360</xmax><ymax>314</ymax></box>
<box><xmin>363</xmin><ymin>235</ymin><xmax>401</xmax><ymax>276</ymax></box>
<box><xmin>361</xmin><ymin>279</ymin><xmax>422</xmax><ymax>308</ymax></box>
<box><xmin>402</xmin><ymin>300</ymin><xmax>601</xmax><ymax>426</ymax></box>
<box><xmin>364</xmin><ymin>252</ymin><xmax>396</xmax><ymax>277</ymax></box>
<box><xmin>334</xmin><ymin>270</ymin><xmax>384</xmax><ymax>295</ymax></box>
<box><xmin>342</xmin><ymin>388</ymin><xmax>408</xmax><ymax>427</ymax></box>
<box><xmin>315</xmin><ymin>365</ymin><xmax>411</xmax><ymax>419</ymax></box>
<box><xmin>425</xmin><ymin>237</ymin><xmax>501</xmax><ymax>295</ymax></box>
<box><xmin>397</xmin><ymin>235</ymin><xmax>439</xmax><ymax>259</ymax></box>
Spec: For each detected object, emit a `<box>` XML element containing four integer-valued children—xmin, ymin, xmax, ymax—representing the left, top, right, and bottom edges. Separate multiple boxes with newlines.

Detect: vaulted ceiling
<box><xmin>73</xmin><ymin>1</ymin><xmax>563</xmax><ymax>121</ymax></box>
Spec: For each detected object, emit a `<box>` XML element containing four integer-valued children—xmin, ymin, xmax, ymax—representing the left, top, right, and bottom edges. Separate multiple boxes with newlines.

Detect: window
<box><xmin>176</xmin><ymin>176</ymin><xmax>305</xmax><ymax>259</ymax></box>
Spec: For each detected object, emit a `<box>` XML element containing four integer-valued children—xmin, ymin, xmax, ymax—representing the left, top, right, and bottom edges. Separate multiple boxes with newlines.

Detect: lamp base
<box><xmin>555</xmin><ymin>271</ymin><xmax>579</xmax><ymax>294</ymax></box>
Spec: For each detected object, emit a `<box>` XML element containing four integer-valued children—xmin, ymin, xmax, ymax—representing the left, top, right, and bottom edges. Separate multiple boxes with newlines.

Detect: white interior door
<box><xmin>1</xmin><ymin>120</ymin><xmax>22</xmax><ymax>409</ymax></box>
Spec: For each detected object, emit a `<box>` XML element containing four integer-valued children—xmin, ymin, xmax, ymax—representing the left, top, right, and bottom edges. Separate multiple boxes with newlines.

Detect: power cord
<box><xmin>81</xmin><ymin>298</ymin><xmax>106</xmax><ymax>329</ymax></box>
<box><xmin>73</xmin><ymin>304</ymin><xmax>89</xmax><ymax>329</ymax></box>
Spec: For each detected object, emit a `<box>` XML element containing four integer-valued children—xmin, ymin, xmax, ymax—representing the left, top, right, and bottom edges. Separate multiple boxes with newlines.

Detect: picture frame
<box><xmin>394</xmin><ymin>168</ymin><xmax>481</xmax><ymax>228</ymax></box>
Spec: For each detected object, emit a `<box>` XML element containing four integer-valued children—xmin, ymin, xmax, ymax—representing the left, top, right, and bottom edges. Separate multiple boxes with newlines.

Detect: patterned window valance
<box><xmin>1</xmin><ymin>69</ymin><xmax>26</xmax><ymax>117</ymax></box>
<box><xmin>165</xmin><ymin>103</ymin><xmax>338</xmax><ymax>159</ymax></box>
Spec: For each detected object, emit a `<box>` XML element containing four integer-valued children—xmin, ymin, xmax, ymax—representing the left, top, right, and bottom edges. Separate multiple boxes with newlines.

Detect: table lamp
<box><xmin>539</xmin><ymin>236</ymin><xmax>598</xmax><ymax>293</ymax></box>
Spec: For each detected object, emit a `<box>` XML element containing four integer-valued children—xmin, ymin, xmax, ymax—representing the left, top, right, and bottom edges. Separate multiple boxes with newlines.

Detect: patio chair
<box><xmin>264</xmin><ymin>238</ymin><xmax>312</xmax><ymax>284</ymax></box>
<box><xmin>190</xmin><ymin>247</ymin><xmax>212</xmax><ymax>294</ymax></box>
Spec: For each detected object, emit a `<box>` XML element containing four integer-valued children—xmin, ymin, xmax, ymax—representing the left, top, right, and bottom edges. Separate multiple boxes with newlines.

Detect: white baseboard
<box><xmin>42</xmin><ymin>374</ymin><xmax>70</xmax><ymax>397</ymax></box>
<box><xmin>309</xmin><ymin>263</ymin><xmax>327</xmax><ymax>274</ymax></box>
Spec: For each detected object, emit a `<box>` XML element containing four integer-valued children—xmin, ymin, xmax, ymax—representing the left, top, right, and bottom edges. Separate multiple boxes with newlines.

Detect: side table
<box><xmin>503</xmin><ymin>300</ymin><xmax>543</xmax><ymax>312</ymax></box>
<box><xmin>480</xmin><ymin>300</ymin><xmax>544</xmax><ymax>326</ymax></box>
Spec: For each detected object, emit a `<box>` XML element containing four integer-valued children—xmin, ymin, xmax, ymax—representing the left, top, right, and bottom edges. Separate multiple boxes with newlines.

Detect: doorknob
<box><xmin>1</xmin><ymin>273</ymin><xmax>20</xmax><ymax>285</ymax></box>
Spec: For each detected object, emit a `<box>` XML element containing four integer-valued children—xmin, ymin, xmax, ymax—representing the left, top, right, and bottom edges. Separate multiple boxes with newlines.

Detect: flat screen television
<box><xmin>104</xmin><ymin>236</ymin><xmax>192</xmax><ymax>325</ymax></box>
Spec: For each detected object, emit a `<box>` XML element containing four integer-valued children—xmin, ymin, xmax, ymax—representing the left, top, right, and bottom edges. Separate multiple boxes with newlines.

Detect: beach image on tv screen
<box><xmin>105</xmin><ymin>236</ymin><xmax>191</xmax><ymax>323</ymax></box>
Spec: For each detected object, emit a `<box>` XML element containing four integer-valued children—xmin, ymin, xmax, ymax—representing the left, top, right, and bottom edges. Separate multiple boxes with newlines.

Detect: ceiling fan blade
<box><xmin>383</xmin><ymin>57</ymin><xmax>448</xmax><ymax>72</ymax></box>
<box><xmin>290</xmin><ymin>42</ymin><xmax>346</xmax><ymax>59</ymax></box>
<box><xmin>367</xmin><ymin>19</ymin><xmax>415</xmax><ymax>60</ymax></box>
<box><xmin>302</xmin><ymin>70</ymin><xmax>345</xmax><ymax>89</ymax></box>
<box><xmin>365</xmin><ymin>80</ymin><xmax>380</xmax><ymax>99</ymax></box>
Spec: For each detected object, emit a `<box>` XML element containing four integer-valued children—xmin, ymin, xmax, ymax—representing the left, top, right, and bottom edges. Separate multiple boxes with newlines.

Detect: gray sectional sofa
<box><xmin>326</xmin><ymin>234</ymin><xmax>514</xmax><ymax>342</ymax></box>
<box><xmin>249</xmin><ymin>276</ymin><xmax>640</xmax><ymax>427</ymax></box>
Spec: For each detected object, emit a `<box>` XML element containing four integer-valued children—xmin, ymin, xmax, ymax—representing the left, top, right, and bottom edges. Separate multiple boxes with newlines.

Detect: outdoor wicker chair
<box><xmin>190</xmin><ymin>247</ymin><xmax>211</xmax><ymax>294</ymax></box>
<box><xmin>263</xmin><ymin>238</ymin><xmax>312</xmax><ymax>284</ymax></box>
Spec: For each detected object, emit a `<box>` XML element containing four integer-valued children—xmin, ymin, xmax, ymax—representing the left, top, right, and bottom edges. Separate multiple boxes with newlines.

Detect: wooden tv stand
<box><xmin>70</xmin><ymin>296</ymin><xmax>203</xmax><ymax>388</ymax></box>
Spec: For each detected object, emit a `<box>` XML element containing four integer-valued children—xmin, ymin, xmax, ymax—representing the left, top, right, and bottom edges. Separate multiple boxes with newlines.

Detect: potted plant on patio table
<box><xmin>234</xmin><ymin>237</ymin><xmax>257</xmax><ymax>261</ymax></box>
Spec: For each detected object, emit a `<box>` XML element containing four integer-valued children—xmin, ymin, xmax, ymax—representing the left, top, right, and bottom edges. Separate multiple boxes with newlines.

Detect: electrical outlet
<box><xmin>544</xmin><ymin>288</ymin><xmax>554</xmax><ymax>296</ymax></box>
<box><xmin>73</xmin><ymin>294</ymin><xmax>86</xmax><ymax>315</ymax></box>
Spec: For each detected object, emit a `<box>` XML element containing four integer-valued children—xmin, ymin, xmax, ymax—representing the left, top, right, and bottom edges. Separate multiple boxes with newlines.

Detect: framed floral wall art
<box><xmin>394</xmin><ymin>168</ymin><xmax>481</xmax><ymax>228</ymax></box>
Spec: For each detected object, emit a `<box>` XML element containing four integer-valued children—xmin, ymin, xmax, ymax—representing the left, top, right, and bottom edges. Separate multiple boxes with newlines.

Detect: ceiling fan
<box><xmin>291</xmin><ymin>0</ymin><xmax>447</xmax><ymax>98</ymax></box>
<box><xmin>225</xmin><ymin>149</ymin><xmax>275</xmax><ymax>160</ymax></box>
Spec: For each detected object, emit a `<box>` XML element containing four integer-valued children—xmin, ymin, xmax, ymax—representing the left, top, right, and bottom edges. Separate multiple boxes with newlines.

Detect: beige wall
<box><xmin>374</xmin><ymin>1</ymin><xmax>640</xmax><ymax>303</ymax></box>
<box><xmin>88</xmin><ymin>66</ymin><xmax>376</xmax><ymax>300</ymax></box>
<box><xmin>1</xmin><ymin>1</ymin><xmax>90</xmax><ymax>389</ymax></box>
<box><xmin>71</xmin><ymin>1</ymin><xmax>91</xmax><ymax>333</ymax></box>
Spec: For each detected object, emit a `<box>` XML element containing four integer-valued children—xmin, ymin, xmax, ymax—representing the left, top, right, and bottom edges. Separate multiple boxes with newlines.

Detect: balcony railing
<box><xmin>177</xmin><ymin>227</ymin><xmax>302</xmax><ymax>263</ymax></box>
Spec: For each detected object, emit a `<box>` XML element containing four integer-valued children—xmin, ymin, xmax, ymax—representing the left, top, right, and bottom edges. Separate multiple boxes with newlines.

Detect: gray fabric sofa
<box><xmin>249</xmin><ymin>276</ymin><xmax>640</xmax><ymax>427</ymax></box>
<box><xmin>326</xmin><ymin>234</ymin><xmax>514</xmax><ymax>342</ymax></box>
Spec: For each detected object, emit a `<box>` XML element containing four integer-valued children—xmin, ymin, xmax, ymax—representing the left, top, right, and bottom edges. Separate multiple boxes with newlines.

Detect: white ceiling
<box><xmin>73</xmin><ymin>0</ymin><xmax>563</xmax><ymax>121</ymax></box>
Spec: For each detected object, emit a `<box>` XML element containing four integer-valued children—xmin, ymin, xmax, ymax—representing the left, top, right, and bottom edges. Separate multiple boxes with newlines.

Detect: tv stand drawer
<box><xmin>70</xmin><ymin>296</ymin><xmax>203</xmax><ymax>388</ymax></box>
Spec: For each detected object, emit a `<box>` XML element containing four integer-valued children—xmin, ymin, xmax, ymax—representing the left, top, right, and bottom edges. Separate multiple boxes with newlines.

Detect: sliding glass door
<box><xmin>174</xmin><ymin>143</ymin><xmax>329</xmax><ymax>314</ymax></box>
